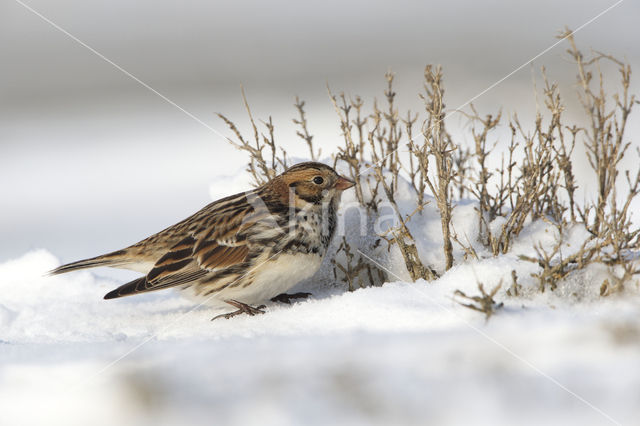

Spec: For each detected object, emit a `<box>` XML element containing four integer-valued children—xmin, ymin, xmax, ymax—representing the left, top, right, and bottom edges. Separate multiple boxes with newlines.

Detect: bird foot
<box><xmin>211</xmin><ymin>299</ymin><xmax>266</xmax><ymax>321</ymax></box>
<box><xmin>270</xmin><ymin>292</ymin><xmax>312</xmax><ymax>304</ymax></box>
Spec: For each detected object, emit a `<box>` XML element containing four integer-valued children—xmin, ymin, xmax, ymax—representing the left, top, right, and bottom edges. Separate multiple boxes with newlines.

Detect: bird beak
<box><xmin>334</xmin><ymin>175</ymin><xmax>356</xmax><ymax>191</ymax></box>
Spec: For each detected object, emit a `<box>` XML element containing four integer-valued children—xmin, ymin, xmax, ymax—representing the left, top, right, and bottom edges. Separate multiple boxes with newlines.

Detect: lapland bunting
<box><xmin>50</xmin><ymin>162</ymin><xmax>355</xmax><ymax>319</ymax></box>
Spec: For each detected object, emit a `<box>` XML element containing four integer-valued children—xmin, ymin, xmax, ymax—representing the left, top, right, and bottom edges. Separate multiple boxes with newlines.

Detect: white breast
<box><xmin>217</xmin><ymin>252</ymin><xmax>323</xmax><ymax>305</ymax></box>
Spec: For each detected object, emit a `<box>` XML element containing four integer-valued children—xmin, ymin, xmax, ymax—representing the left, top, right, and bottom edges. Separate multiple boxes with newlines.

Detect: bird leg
<box><xmin>211</xmin><ymin>299</ymin><xmax>266</xmax><ymax>321</ymax></box>
<box><xmin>270</xmin><ymin>292</ymin><xmax>312</xmax><ymax>304</ymax></box>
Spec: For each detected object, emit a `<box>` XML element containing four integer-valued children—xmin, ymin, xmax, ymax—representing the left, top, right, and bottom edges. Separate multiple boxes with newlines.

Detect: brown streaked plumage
<box><xmin>49</xmin><ymin>162</ymin><xmax>355</xmax><ymax>319</ymax></box>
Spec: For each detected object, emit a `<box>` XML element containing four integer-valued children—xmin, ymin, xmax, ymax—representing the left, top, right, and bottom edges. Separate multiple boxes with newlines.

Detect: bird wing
<box><xmin>103</xmin><ymin>199</ymin><xmax>264</xmax><ymax>299</ymax></box>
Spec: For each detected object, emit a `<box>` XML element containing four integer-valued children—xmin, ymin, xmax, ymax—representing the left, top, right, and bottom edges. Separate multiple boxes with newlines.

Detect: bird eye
<box><xmin>313</xmin><ymin>176</ymin><xmax>324</xmax><ymax>185</ymax></box>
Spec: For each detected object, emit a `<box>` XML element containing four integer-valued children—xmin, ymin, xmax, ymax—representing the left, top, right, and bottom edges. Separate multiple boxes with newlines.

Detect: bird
<box><xmin>49</xmin><ymin>162</ymin><xmax>355</xmax><ymax>320</ymax></box>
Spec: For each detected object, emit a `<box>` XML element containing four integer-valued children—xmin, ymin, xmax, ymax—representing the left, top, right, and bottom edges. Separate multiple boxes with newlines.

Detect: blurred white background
<box><xmin>2</xmin><ymin>0</ymin><xmax>639</xmax><ymax>265</ymax></box>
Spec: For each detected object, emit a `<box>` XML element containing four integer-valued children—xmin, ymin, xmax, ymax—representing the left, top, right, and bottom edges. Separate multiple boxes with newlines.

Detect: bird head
<box><xmin>271</xmin><ymin>162</ymin><xmax>355</xmax><ymax>208</ymax></box>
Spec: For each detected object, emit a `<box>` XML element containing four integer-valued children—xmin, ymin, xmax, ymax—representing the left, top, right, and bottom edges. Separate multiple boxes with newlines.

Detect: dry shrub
<box><xmin>455</xmin><ymin>29</ymin><xmax>639</xmax><ymax>296</ymax></box>
<box><xmin>454</xmin><ymin>282</ymin><xmax>504</xmax><ymax>321</ymax></box>
<box><xmin>218</xmin><ymin>29</ymin><xmax>639</xmax><ymax>297</ymax></box>
<box><xmin>328</xmin><ymin>69</ymin><xmax>454</xmax><ymax>282</ymax></box>
<box><xmin>331</xmin><ymin>237</ymin><xmax>386</xmax><ymax>292</ymax></box>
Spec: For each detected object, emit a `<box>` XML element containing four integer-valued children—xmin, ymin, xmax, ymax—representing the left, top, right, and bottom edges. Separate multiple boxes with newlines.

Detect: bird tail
<box><xmin>103</xmin><ymin>277</ymin><xmax>147</xmax><ymax>300</ymax></box>
<box><xmin>48</xmin><ymin>250</ymin><xmax>129</xmax><ymax>275</ymax></box>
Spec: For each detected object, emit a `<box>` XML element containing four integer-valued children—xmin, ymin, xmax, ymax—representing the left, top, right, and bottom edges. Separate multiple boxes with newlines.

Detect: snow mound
<box><xmin>1</xmin><ymin>248</ymin><xmax>640</xmax><ymax>425</ymax></box>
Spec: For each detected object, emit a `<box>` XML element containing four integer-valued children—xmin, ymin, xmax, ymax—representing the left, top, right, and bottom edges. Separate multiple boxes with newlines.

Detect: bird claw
<box><xmin>270</xmin><ymin>292</ymin><xmax>312</xmax><ymax>304</ymax></box>
<box><xmin>211</xmin><ymin>299</ymin><xmax>266</xmax><ymax>321</ymax></box>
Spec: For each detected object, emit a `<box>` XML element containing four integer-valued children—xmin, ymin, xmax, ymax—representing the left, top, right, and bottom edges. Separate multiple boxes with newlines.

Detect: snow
<box><xmin>1</xmin><ymin>162</ymin><xmax>639</xmax><ymax>426</ymax></box>
<box><xmin>2</xmin><ymin>189</ymin><xmax>640</xmax><ymax>426</ymax></box>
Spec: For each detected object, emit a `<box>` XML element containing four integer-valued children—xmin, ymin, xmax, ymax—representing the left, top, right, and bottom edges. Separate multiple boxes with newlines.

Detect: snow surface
<box><xmin>2</xmin><ymin>169</ymin><xmax>640</xmax><ymax>426</ymax></box>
